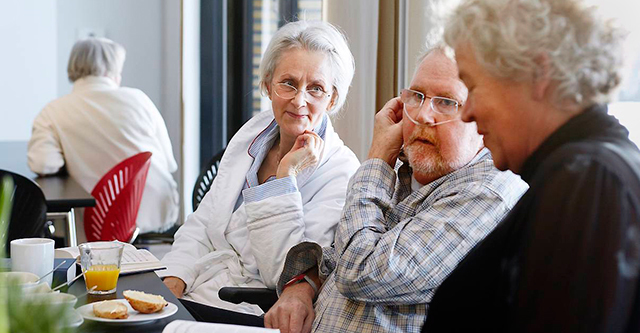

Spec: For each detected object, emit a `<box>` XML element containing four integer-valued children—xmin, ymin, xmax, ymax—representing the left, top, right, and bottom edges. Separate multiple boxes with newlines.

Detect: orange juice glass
<box><xmin>78</xmin><ymin>242</ymin><xmax>124</xmax><ymax>295</ymax></box>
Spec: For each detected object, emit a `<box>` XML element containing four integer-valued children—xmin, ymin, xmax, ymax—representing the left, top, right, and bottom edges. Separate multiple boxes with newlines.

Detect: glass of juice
<box><xmin>78</xmin><ymin>242</ymin><xmax>124</xmax><ymax>295</ymax></box>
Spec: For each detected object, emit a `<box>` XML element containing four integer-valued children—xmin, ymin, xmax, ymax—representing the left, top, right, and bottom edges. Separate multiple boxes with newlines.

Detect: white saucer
<box><xmin>77</xmin><ymin>299</ymin><xmax>177</xmax><ymax>324</ymax></box>
<box><xmin>64</xmin><ymin>309</ymin><xmax>84</xmax><ymax>328</ymax></box>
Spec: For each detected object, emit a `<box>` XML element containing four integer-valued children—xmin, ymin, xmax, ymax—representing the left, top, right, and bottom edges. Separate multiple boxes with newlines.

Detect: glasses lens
<box><xmin>401</xmin><ymin>92</ymin><xmax>461</xmax><ymax>125</ymax></box>
<box><xmin>305</xmin><ymin>90</ymin><xmax>328</xmax><ymax>103</ymax></box>
<box><xmin>401</xmin><ymin>89</ymin><xmax>425</xmax><ymax>121</ymax></box>
<box><xmin>274</xmin><ymin>83</ymin><xmax>330</xmax><ymax>104</ymax></box>
<box><xmin>306</xmin><ymin>87</ymin><xmax>325</xmax><ymax>99</ymax></box>
<box><xmin>275</xmin><ymin>83</ymin><xmax>297</xmax><ymax>99</ymax></box>
<box><xmin>401</xmin><ymin>89</ymin><xmax>424</xmax><ymax>108</ymax></box>
<box><xmin>431</xmin><ymin>97</ymin><xmax>459</xmax><ymax>115</ymax></box>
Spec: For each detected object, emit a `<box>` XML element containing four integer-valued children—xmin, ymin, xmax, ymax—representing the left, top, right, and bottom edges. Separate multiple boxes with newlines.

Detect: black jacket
<box><xmin>424</xmin><ymin>105</ymin><xmax>640</xmax><ymax>333</ymax></box>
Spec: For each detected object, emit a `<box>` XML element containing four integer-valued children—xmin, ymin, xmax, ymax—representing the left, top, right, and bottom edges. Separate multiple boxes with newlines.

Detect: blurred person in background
<box><xmin>28</xmin><ymin>37</ymin><xmax>179</xmax><ymax>234</ymax></box>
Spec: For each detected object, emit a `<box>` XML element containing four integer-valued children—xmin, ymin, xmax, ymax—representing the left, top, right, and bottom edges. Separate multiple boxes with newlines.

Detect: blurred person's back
<box><xmin>28</xmin><ymin>38</ymin><xmax>179</xmax><ymax>234</ymax></box>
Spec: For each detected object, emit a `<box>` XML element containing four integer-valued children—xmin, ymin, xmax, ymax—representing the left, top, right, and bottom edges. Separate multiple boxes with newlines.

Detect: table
<box><xmin>0</xmin><ymin>141</ymin><xmax>96</xmax><ymax>246</ymax></box>
<box><xmin>68</xmin><ymin>272</ymin><xmax>195</xmax><ymax>332</ymax></box>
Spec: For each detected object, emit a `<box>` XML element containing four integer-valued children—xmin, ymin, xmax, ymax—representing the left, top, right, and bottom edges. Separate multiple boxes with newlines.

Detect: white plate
<box><xmin>77</xmin><ymin>299</ymin><xmax>177</xmax><ymax>324</ymax></box>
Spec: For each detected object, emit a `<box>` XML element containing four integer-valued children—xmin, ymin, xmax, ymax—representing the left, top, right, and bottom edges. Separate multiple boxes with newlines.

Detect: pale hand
<box><xmin>264</xmin><ymin>282</ymin><xmax>316</xmax><ymax>333</ymax></box>
<box><xmin>367</xmin><ymin>97</ymin><xmax>405</xmax><ymax>166</ymax></box>
<box><xmin>163</xmin><ymin>276</ymin><xmax>186</xmax><ymax>298</ymax></box>
<box><xmin>277</xmin><ymin>131</ymin><xmax>324</xmax><ymax>179</ymax></box>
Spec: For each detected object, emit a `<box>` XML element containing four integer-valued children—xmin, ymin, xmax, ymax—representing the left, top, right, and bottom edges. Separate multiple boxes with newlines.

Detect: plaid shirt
<box><xmin>277</xmin><ymin>149</ymin><xmax>528</xmax><ymax>333</ymax></box>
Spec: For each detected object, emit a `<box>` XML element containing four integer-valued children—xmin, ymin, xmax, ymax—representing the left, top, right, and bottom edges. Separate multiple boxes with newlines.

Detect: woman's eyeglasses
<box><xmin>400</xmin><ymin>88</ymin><xmax>462</xmax><ymax>126</ymax></box>
<box><xmin>273</xmin><ymin>82</ymin><xmax>332</xmax><ymax>104</ymax></box>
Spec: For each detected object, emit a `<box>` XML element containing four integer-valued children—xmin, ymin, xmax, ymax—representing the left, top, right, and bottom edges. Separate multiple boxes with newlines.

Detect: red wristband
<box><xmin>283</xmin><ymin>273</ymin><xmax>306</xmax><ymax>291</ymax></box>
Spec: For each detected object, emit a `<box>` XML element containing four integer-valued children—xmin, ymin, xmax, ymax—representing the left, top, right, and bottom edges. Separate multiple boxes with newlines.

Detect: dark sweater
<box><xmin>424</xmin><ymin>105</ymin><xmax>640</xmax><ymax>333</ymax></box>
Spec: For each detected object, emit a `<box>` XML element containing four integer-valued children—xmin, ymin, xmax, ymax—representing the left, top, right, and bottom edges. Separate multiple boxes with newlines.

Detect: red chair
<box><xmin>84</xmin><ymin>152</ymin><xmax>152</xmax><ymax>242</ymax></box>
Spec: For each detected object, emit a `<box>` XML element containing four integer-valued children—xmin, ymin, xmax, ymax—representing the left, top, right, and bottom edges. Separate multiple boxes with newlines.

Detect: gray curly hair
<box><xmin>259</xmin><ymin>20</ymin><xmax>355</xmax><ymax>115</ymax></box>
<box><xmin>444</xmin><ymin>0</ymin><xmax>625</xmax><ymax>110</ymax></box>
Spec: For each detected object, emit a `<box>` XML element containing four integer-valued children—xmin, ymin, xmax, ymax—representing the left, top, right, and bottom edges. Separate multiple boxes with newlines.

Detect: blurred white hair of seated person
<box><xmin>27</xmin><ymin>37</ymin><xmax>180</xmax><ymax>234</ymax></box>
<box><xmin>67</xmin><ymin>37</ymin><xmax>126</xmax><ymax>85</ymax></box>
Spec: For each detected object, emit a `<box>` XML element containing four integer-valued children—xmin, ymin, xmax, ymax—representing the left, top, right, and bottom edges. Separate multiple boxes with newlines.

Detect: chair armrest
<box><xmin>219</xmin><ymin>287</ymin><xmax>278</xmax><ymax>312</ymax></box>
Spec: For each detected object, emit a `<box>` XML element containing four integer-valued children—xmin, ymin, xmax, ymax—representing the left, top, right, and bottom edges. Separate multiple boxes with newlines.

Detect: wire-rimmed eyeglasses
<box><xmin>400</xmin><ymin>88</ymin><xmax>462</xmax><ymax>126</ymax></box>
<box><xmin>273</xmin><ymin>82</ymin><xmax>332</xmax><ymax>104</ymax></box>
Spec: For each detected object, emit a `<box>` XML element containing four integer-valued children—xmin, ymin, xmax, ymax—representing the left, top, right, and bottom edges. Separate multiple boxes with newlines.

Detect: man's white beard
<box><xmin>404</xmin><ymin>142</ymin><xmax>451</xmax><ymax>177</ymax></box>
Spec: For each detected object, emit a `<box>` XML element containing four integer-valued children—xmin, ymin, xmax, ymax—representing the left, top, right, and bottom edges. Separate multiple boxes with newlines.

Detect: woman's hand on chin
<box><xmin>276</xmin><ymin>131</ymin><xmax>324</xmax><ymax>178</ymax></box>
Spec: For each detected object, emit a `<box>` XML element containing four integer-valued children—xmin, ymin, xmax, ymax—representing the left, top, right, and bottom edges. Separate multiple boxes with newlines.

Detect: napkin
<box><xmin>162</xmin><ymin>320</ymin><xmax>279</xmax><ymax>333</ymax></box>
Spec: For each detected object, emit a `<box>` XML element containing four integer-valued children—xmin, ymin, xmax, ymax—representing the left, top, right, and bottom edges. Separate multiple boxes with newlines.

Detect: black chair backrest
<box><xmin>0</xmin><ymin>170</ymin><xmax>47</xmax><ymax>255</ymax></box>
<box><xmin>192</xmin><ymin>149</ymin><xmax>225</xmax><ymax>212</ymax></box>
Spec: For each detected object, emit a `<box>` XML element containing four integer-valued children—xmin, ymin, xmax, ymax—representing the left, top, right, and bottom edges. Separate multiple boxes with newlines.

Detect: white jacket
<box><xmin>27</xmin><ymin>76</ymin><xmax>179</xmax><ymax>233</ymax></box>
<box><xmin>159</xmin><ymin>110</ymin><xmax>360</xmax><ymax>314</ymax></box>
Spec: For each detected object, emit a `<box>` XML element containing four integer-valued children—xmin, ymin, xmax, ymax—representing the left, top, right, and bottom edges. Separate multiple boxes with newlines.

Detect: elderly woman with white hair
<box><xmin>159</xmin><ymin>20</ymin><xmax>359</xmax><ymax>324</ymax></box>
<box><xmin>424</xmin><ymin>0</ymin><xmax>640</xmax><ymax>332</ymax></box>
<box><xmin>28</xmin><ymin>38</ymin><xmax>179</xmax><ymax>234</ymax></box>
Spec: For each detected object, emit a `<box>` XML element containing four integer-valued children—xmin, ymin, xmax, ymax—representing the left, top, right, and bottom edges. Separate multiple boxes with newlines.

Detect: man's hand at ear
<box><xmin>367</xmin><ymin>97</ymin><xmax>405</xmax><ymax>166</ymax></box>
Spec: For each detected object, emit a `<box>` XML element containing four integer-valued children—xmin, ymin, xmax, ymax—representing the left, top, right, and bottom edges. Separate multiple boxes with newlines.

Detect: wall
<box><xmin>0</xmin><ymin>0</ymin><xmax>57</xmax><ymax>141</ymax></box>
<box><xmin>406</xmin><ymin>0</ymin><xmax>431</xmax><ymax>86</ymax></box>
<box><xmin>325</xmin><ymin>0</ymin><xmax>378</xmax><ymax>161</ymax></box>
<box><xmin>57</xmin><ymin>1</ymin><xmax>183</xmax><ymax>168</ymax></box>
<box><xmin>56</xmin><ymin>0</ymin><xmax>163</xmax><ymax>106</ymax></box>
<box><xmin>0</xmin><ymin>0</ymin><xmax>184</xmax><ymax>222</ymax></box>
<box><xmin>182</xmin><ymin>0</ymin><xmax>201</xmax><ymax>217</ymax></box>
<box><xmin>405</xmin><ymin>0</ymin><xmax>462</xmax><ymax>85</ymax></box>
<box><xmin>162</xmin><ymin>0</ymin><xmax>183</xmax><ymax>185</ymax></box>
<box><xmin>56</xmin><ymin>0</ymin><xmax>184</xmax><ymax>221</ymax></box>
<box><xmin>56</xmin><ymin>0</ymin><xmax>182</xmax><ymax>169</ymax></box>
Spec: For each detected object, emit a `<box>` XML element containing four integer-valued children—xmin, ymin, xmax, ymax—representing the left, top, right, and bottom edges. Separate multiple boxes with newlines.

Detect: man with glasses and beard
<box><xmin>262</xmin><ymin>45</ymin><xmax>528</xmax><ymax>333</ymax></box>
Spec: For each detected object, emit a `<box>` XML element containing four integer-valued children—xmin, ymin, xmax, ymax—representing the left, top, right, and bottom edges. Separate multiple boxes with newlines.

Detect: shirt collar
<box><xmin>519</xmin><ymin>104</ymin><xmax>625</xmax><ymax>182</ymax></box>
<box><xmin>410</xmin><ymin>176</ymin><xmax>423</xmax><ymax>192</ymax></box>
<box><xmin>72</xmin><ymin>76</ymin><xmax>119</xmax><ymax>92</ymax></box>
<box><xmin>401</xmin><ymin>148</ymin><xmax>491</xmax><ymax>198</ymax></box>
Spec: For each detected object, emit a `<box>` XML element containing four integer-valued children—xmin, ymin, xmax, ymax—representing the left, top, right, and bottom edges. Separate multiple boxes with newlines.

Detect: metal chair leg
<box><xmin>66</xmin><ymin>208</ymin><xmax>77</xmax><ymax>247</ymax></box>
<box><xmin>46</xmin><ymin>210</ymin><xmax>78</xmax><ymax>247</ymax></box>
<box><xmin>128</xmin><ymin>227</ymin><xmax>140</xmax><ymax>244</ymax></box>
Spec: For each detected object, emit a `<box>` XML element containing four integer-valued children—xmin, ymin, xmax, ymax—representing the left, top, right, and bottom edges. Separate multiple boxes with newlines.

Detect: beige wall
<box><xmin>0</xmin><ymin>0</ymin><xmax>57</xmax><ymax>141</ymax></box>
<box><xmin>325</xmin><ymin>0</ymin><xmax>379</xmax><ymax>161</ymax></box>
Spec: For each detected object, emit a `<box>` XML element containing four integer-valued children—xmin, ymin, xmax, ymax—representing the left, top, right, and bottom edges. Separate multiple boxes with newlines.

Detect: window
<box><xmin>200</xmin><ymin>0</ymin><xmax>323</xmax><ymax>167</ymax></box>
<box><xmin>251</xmin><ymin>0</ymin><xmax>324</xmax><ymax>115</ymax></box>
<box><xmin>404</xmin><ymin>0</ymin><xmax>640</xmax><ymax>147</ymax></box>
<box><xmin>586</xmin><ymin>0</ymin><xmax>640</xmax><ymax>147</ymax></box>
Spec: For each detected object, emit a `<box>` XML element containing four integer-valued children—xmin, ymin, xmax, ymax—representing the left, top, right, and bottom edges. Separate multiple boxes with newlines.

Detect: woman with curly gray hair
<box><xmin>423</xmin><ymin>0</ymin><xmax>640</xmax><ymax>332</ymax></box>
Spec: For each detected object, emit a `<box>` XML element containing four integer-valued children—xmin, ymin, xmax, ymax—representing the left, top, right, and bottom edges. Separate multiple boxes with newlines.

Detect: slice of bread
<box><xmin>93</xmin><ymin>300</ymin><xmax>129</xmax><ymax>319</ymax></box>
<box><xmin>123</xmin><ymin>290</ymin><xmax>168</xmax><ymax>314</ymax></box>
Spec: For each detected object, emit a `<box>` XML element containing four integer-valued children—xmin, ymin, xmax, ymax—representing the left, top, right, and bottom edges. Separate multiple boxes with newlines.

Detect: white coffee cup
<box><xmin>10</xmin><ymin>238</ymin><xmax>55</xmax><ymax>287</ymax></box>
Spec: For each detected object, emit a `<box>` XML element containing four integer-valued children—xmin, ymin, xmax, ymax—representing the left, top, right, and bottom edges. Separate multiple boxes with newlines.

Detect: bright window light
<box><xmin>584</xmin><ymin>0</ymin><xmax>640</xmax><ymax>147</ymax></box>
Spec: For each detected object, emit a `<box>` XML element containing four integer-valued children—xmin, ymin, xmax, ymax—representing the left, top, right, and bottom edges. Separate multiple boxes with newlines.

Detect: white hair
<box><xmin>417</xmin><ymin>42</ymin><xmax>456</xmax><ymax>67</ymax></box>
<box><xmin>259</xmin><ymin>20</ymin><xmax>355</xmax><ymax>115</ymax></box>
<box><xmin>67</xmin><ymin>38</ymin><xmax>126</xmax><ymax>82</ymax></box>
<box><xmin>422</xmin><ymin>0</ymin><xmax>462</xmax><ymax>62</ymax></box>
<box><xmin>444</xmin><ymin>0</ymin><xmax>625</xmax><ymax>110</ymax></box>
